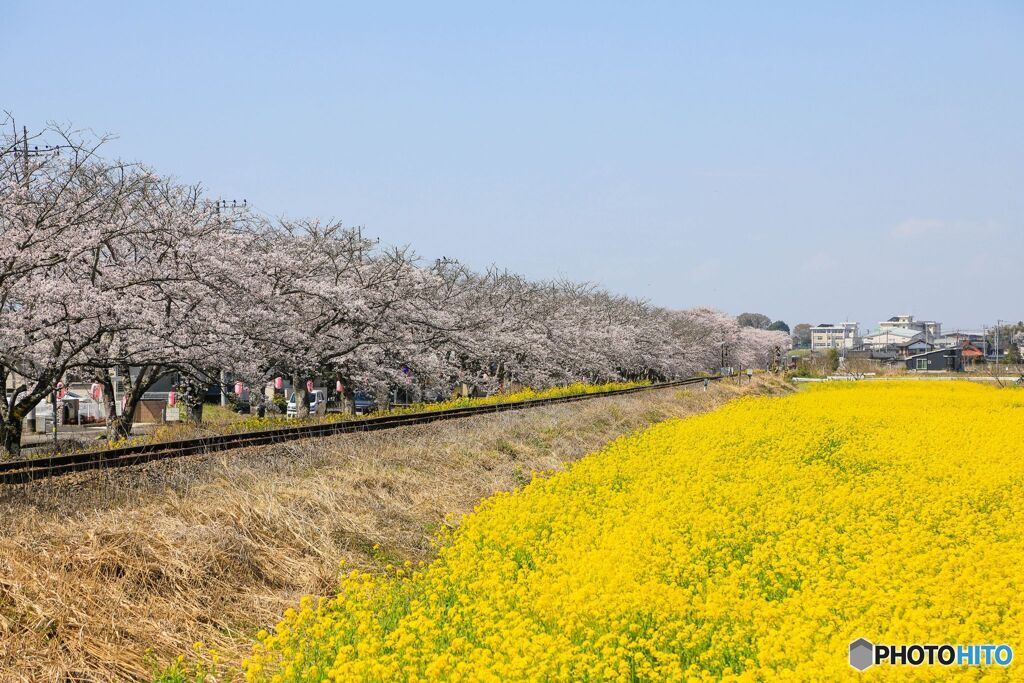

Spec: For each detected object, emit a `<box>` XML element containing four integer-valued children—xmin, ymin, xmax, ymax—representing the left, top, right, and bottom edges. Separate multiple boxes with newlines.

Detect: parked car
<box><xmin>353</xmin><ymin>391</ymin><xmax>375</xmax><ymax>415</ymax></box>
<box><xmin>286</xmin><ymin>389</ymin><xmax>327</xmax><ymax>417</ymax></box>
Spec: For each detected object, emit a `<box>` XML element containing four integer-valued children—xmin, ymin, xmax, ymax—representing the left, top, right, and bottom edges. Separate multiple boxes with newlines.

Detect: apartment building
<box><xmin>810</xmin><ymin>322</ymin><xmax>859</xmax><ymax>350</ymax></box>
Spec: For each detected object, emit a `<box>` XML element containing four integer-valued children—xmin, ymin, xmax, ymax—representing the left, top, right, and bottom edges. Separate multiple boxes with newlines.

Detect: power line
<box><xmin>213</xmin><ymin>198</ymin><xmax>248</xmax><ymax>216</ymax></box>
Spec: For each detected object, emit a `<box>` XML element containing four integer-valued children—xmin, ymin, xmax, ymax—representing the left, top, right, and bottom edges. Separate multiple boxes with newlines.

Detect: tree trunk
<box><xmin>98</xmin><ymin>364</ymin><xmax>165</xmax><ymax>442</ymax></box>
<box><xmin>0</xmin><ymin>419</ymin><xmax>22</xmax><ymax>459</ymax></box>
<box><xmin>292</xmin><ymin>376</ymin><xmax>310</xmax><ymax>419</ymax></box>
<box><xmin>106</xmin><ymin>413</ymin><xmax>134</xmax><ymax>441</ymax></box>
<box><xmin>183</xmin><ymin>391</ymin><xmax>205</xmax><ymax>423</ymax></box>
<box><xmin>96</xmin><ymin>369</ymin><xmax>122</xmax><ymax>441</ymax></box>
<box><xmin>254</xmin><ymin>391</ymin><xmax>267</xmax><ymax>418</ymax></box>
<box><xmin>0</xmin><ymin>371</ymin><xmax>57</xmax><ymax>458</ymax></box>
<box><xmin>178</xmin><ymin>375</ymin><xmax>208</xmax><ymax>424</ymax></box>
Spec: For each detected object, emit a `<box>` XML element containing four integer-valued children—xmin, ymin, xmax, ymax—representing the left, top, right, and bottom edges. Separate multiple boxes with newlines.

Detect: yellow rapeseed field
<box><xmin>243</xmin><ymin>381</ymin><xmax>1024</xmax><ymax>681</ymax></box>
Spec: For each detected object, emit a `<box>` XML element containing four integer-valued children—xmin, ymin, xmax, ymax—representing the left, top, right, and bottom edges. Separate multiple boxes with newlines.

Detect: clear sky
<box><xmin>3</xmin><ymin>1</ymin><xmax>1021</xmax><ymax>331</ymax></box>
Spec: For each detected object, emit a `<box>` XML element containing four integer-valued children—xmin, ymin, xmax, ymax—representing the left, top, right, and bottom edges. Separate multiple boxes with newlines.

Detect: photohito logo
<box><xmin>849</xmin><ymin>639</ymin><xmax>1013</xmax><ymax>671</ymax></box>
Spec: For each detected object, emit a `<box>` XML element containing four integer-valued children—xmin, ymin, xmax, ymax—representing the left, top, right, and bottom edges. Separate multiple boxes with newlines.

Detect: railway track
<box><xmin>0</xmin><ymin>376</ymin><xmax>723</xmax><ymax>484</ymax></box>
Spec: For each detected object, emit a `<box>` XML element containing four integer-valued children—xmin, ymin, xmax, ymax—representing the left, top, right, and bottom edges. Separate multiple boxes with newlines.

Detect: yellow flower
<box><xmin>244</xmin><ymin>382</ymin><xmax>1024</xmax><ymax>681</ymax></box>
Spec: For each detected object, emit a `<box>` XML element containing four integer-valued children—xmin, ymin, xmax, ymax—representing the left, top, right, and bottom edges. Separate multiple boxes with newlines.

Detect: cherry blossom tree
<box><xmin>0</xmin><ymin>122</ymin><xmax>155</xmax><ymax>456</ymax></box>
<box><xmin>1</xmin><ymin>116</ymin><xmax>795</xmax><ymax>457</ymax></box>
<box><xmin>238</xmin><ymin>219</ymin><xmax>439</xmax><ymax>417</ymax></box>
<box><xmin>734</xmin><ymin>327</ymin><xmax>791</xmax><ymax>370</ymax></box>
<box><xmin>85</xmin><ymin>179</ymin><xmax>257</xmax><ymax>436</ymax></box>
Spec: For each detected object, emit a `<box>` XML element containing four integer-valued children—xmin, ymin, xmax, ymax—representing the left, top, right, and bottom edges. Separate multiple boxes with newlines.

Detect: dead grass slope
<box><xmin>0</xmin><ymin>377</ymin><xmax>791</xmax><ymax>681</ymax></box>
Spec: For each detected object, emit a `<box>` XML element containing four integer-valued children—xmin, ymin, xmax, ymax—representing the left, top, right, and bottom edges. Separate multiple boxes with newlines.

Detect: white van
<box><xmin>286</xmin><ymin>389</ymin><xmax>327</xmax><ymax>417</ymax></box>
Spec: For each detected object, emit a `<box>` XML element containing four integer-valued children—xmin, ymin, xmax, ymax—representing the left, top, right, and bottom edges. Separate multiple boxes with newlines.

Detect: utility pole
<box><xmin>214</xmin><ymin>198</ymin><xmax>247</xmax><ymax>216</ymax></box>
<box><xmin>996</xmin><ymin>319</ymin><xmax>1003</xmax><ymax>368</ymax></box>
<box><xmin>6</xmin><ymin>122</ymin><xmax>70</xmax><ymax>186</ymax></box>
<box><xmin>51</xmin><ymin>389</ymin><xmax>58</xmax><ymax>447</ymax></box>
<box><xmin>21</xmin><ymin>126</ymin><xmax>29</xmax><ymax>185</ymax></box>
<box><xmin>7</xmin><ymin>121</ymin><xmax>72</xmax><ymax>438</ymax></box>
<box><xmin>13</xmin><ymin>124</ymin><xmax>35</xmax><ymax>433</ymax></box>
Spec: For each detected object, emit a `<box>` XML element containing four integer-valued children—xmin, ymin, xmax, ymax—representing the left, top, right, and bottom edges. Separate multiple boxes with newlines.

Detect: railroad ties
<box><xmin>0</xmin><ymin>376</ymin><xmax>722</xmax><ymax>484</ymax></box>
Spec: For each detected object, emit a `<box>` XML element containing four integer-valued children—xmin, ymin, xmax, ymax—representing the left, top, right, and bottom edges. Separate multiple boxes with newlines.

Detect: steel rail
<box><xmin>0</xmin><ymin>376</ymin><xmax>723</xmax><ymax>484</ymax></box>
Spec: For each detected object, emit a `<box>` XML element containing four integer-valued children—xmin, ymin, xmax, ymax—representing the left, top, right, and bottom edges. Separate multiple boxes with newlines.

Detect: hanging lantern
<box><xmin>306</xmin><ymin>379</ymin><xmax>314</xmax><ymax>393</ymax></box>
<box><xmin>56</xmin><ymin>382</ymin><xmax>66</xmax><ymax>400</ymax></box>
<box><xmin>336</xmin><ymin>380</ymin><xmax>343</xmax><ymax>392</ymax></box>
<box><xmin>234</xmin><ymin>381</ymin><xmax>244</xmax><ymax>395</ymax></box>
<box><xmin>91</xmin><ymin>383</ymin><xmax>101</xmax><ymax>401</ymax></box>
<box><xmin>274</xmin><ymin>376</ymin><xmax>283</xmax><ymax>390</ymax></box>
<box><xmin>168</xmin><ymin>390</ymin><xmax>176</xmax><ymax>407</ymax></box>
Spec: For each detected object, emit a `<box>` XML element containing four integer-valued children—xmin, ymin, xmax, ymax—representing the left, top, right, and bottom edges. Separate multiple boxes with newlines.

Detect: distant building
<box><xmin>905</xmin><ymin>347</ymin><xmax>963</xmax><ymax>372</ymax></box>
<box><xmin>878</xmin><ymin>315</ymin><xmax>941</xmax><ymax>343</ymax></box>
<box><xmin>895</xmin><ymin>338</ymin><xmax>933</xmax><ymax>358</ymax></box>
<box><xmin>810</xmin><ymin>322</ymin><xmax>859</xmax><ymax>350</ymax></box>
<box><xmin>933</xmin><ymin>331</ymin><xmax>987</xmax><ymax>353</ymax></box>
<box><xmin>960</xmin><ymin>341</ymin><xmax>986</xmax><ymax>366</ymax></box>
<box><xmin>861</xmin><ymin>327</ymin><xmax>923</xmax><ymax>350</ymax></box>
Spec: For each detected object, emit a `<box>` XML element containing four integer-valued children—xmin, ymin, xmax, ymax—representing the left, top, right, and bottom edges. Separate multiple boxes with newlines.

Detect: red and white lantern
<box><xmin>91</xmin><ymin>383</ymin><xmax>101</xmax><ymax>401</ymax></box>
<box><xmin>274</xmin><ymin>376</ymin><xmax>283</xmax><ymax>390</ymax></box>
<box><xmin>306</xmin><ymin>379</ymin><xmax>314</xmax><ymax>393</ymax></box>
<box><xmin>168</xmin><ymin>390</ymin><xmax>176</xmax><ymax>407</ymax></box>
<box><xmin>336</xmin><ymin>380</ymin><xmax>343</xmax><ymax>392</ymax></box>
<box><xmin>234</xmin><ymin>381</ymin><xmax>244</xmax><ymax>395</ymax></box>
<box><xmin>56</xmin><ymin>382</ymin><xmax>66</xmax><ymax>400</ymax></box>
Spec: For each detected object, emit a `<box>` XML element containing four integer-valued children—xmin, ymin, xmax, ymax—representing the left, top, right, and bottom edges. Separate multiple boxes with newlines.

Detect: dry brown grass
<box><xmin>0</xmin><ymin>376</ymin><xmax>791</xmax><ymax>682</ymax></box>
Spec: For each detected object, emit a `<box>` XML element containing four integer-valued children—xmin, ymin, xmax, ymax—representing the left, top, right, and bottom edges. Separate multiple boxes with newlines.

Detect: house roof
<box><xmin>897</xmin><ymin>339</ymin><xmax>931</xmax><ymax>348</ymax></box>
<box><xmin>864</xmin><ymin>327</ymin><xmax>920</xmax><ymax>339</ymax></box>
<box><xmin>938</xmin><ymin>331</ymin><xmax>985</xmax><ymax>339</ymax></box>
<box><xmin>905</xmin><ymin>349</ymin><xmax>956</xmax><ymax>360</ymax></box>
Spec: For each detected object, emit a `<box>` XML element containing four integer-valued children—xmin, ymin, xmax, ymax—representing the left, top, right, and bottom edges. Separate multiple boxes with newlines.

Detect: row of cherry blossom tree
<box><xmin>0</xmin><ymin>122</ymin><xmax>788</xmax><ymax>457</ymax></box>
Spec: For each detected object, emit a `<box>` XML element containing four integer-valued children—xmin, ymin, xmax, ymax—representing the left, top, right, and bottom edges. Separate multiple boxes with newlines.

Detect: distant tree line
<box><xmin>737</xmin><ymin>313</ymin><xmax>790</xmax><ymax>334</ymax></box>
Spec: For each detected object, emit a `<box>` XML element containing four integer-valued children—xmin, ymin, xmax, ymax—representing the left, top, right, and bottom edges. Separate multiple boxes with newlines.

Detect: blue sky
<box><xmin>3</xmin><ymin>1</ymin><xmax>1021</xmax><ymax>330</ymax></box>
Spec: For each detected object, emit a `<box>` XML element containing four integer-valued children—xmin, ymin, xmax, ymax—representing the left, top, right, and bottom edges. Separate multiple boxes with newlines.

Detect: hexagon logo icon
<box><xmin>849</xmin><ymin>638</ymin><xmax>874</xmax><ymax>671</ymax></box>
